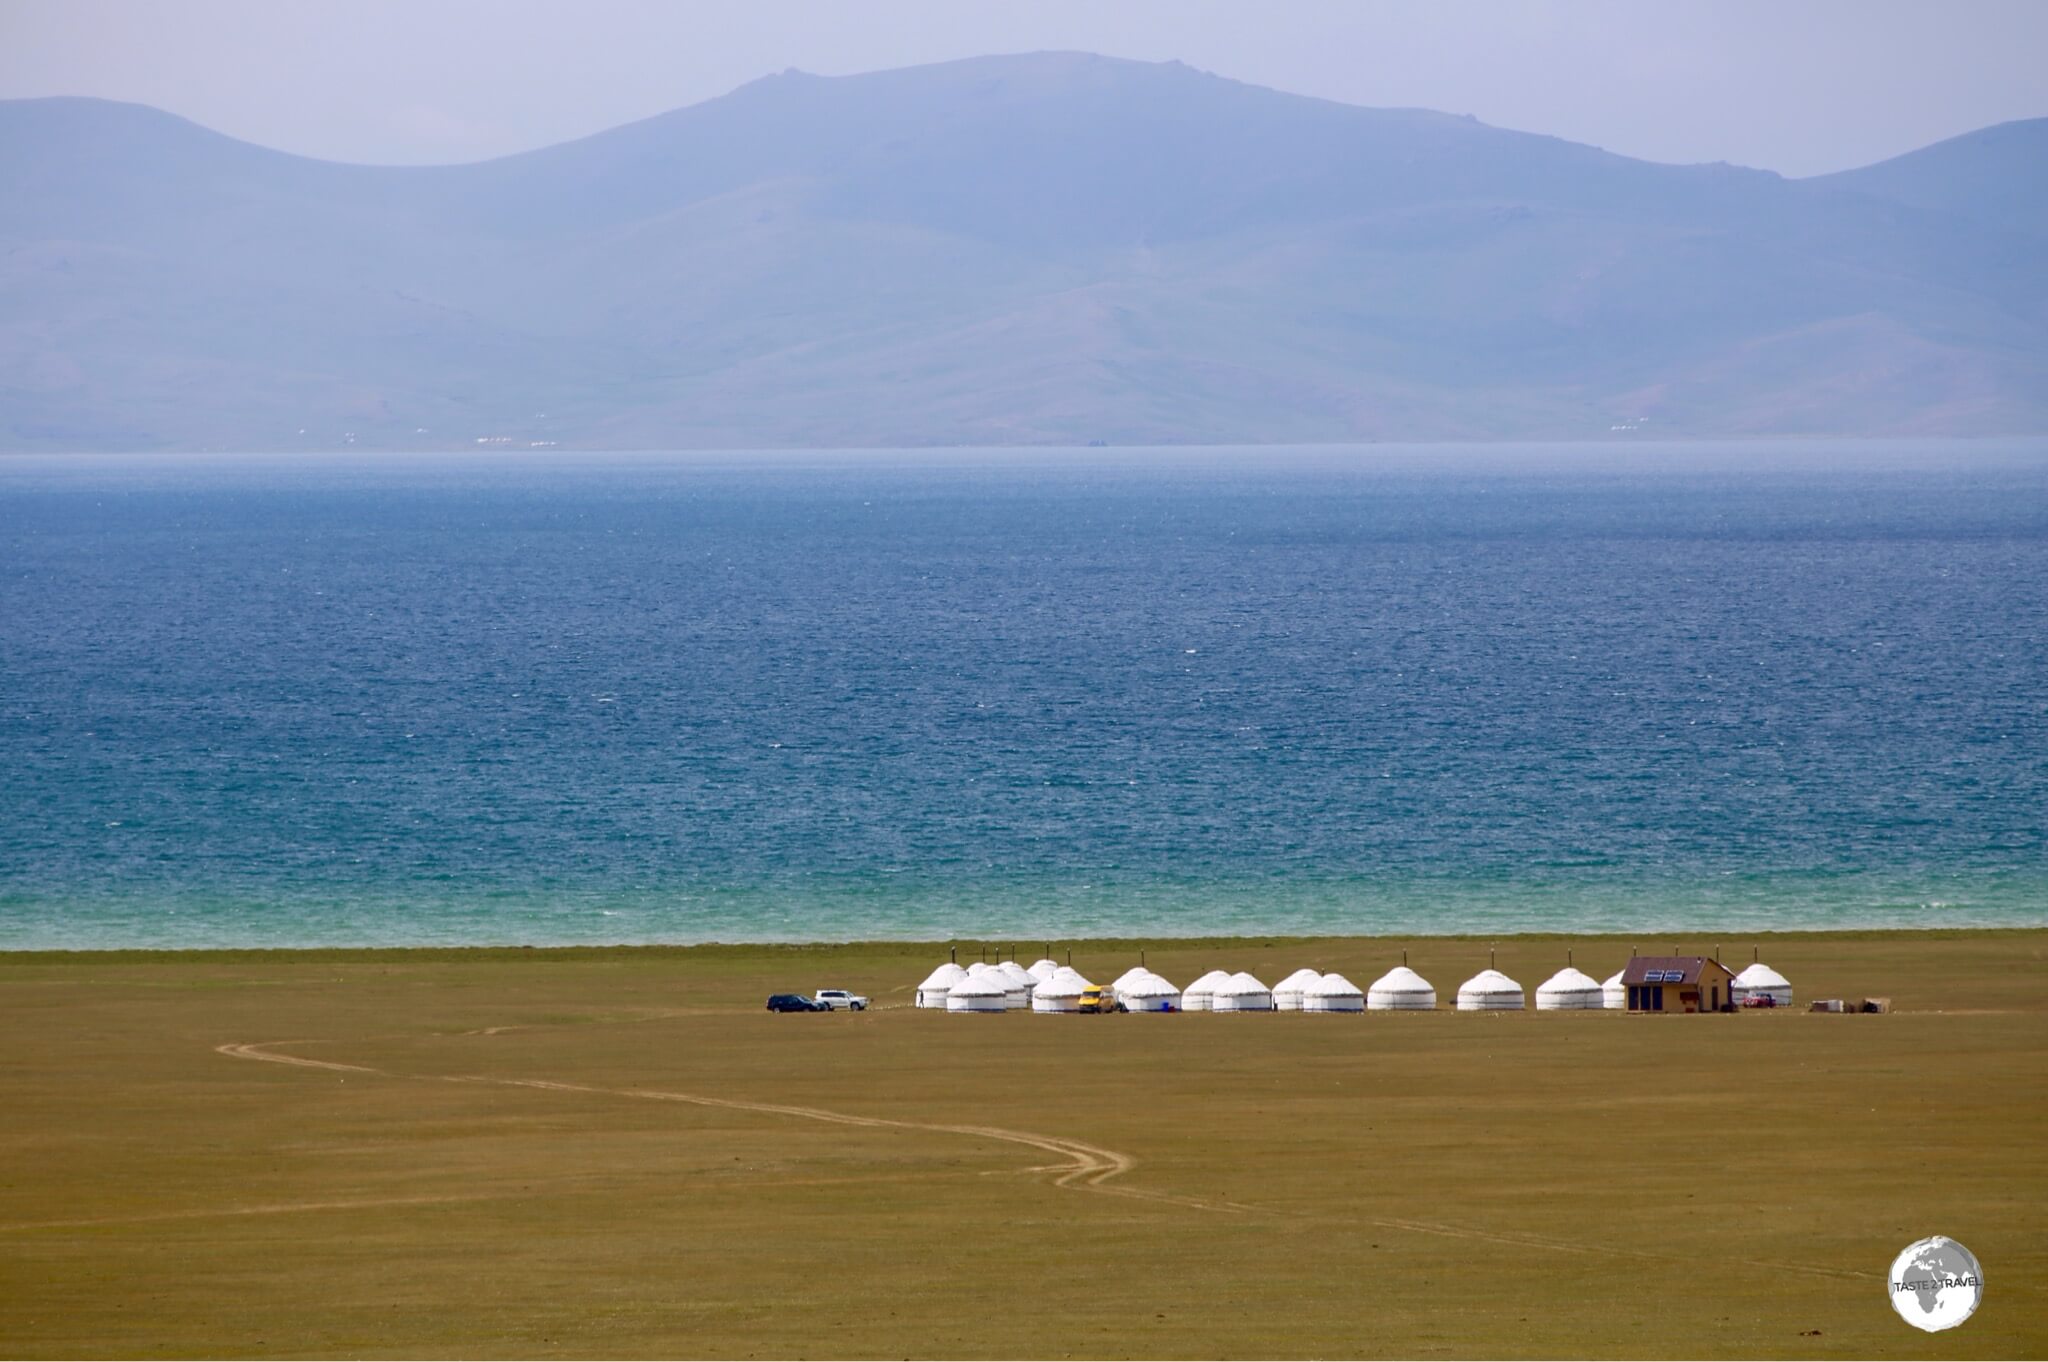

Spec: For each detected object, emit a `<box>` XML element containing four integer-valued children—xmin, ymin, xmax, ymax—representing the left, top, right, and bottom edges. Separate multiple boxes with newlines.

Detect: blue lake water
<box><xmin>2</xmin><ymin>442</ymin><xmax>2044</xmax><ymax>948</ymax></box>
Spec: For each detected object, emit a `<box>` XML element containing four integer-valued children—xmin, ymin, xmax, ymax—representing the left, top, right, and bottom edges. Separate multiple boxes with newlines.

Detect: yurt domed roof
<box><xmin>1602</xmin><ymin>969</ymin><xmax>1625</xmax><ymax>989</ymax></box>
<box><xmin>1216</xmin><ymin>970</ymin><xmax>1269</xmax><ymax>994</ymax></box>
<box><xmin>1537</xmin><ymin>966</ymin><xmax>1602</xmax><ymax>995</ymax></box>
<box><xmin>1028</xmin><ymin>958</ymin><xmax>1060</xmax><ymax>982</ymax></box>
<box><xmin>1112</xmin><ymin>966</ymin><xmax>1153</xmax><ymax>990</ymax></box>
<box><xmin>1458</xmin><ymin>968</ymin><xmax>1523</xmax><ymax>996</ymax></box>
<box><xmin>947</xmin><ymin>973</ymin><xmax>1008</xmax><ymax>998</ymax></box>
<box><xmin>1308</xmin><ymin>972</ymin><xmax>1364</xmax><ymax>997</ymax></box>
<box><xmin>1119</xmin><ymin>971</ymin><xmax>1179</xmax><ymax>998</ymax></box>
<box><xmin>1184</xmin><ymin>968</ymin><xmax>1231</xmax><ymax>993</ymax></box>
<box><xmin>1368</xmin><ymin>966</ymin><xmax>1433</xmax><ymax>994</ymax></box>
<box><xmin>997</xmin><ymin>960</ymin><xmax>1037</xmax><ymax>986</ymax></box>
<box><xmin>965</xmin><ymin>961</ymin><xmax>995</xmax><ymax>977</ymax></box>
<box><xmin>1033</xmin><ymin>971</ymin><xmax>1088</xmax><ymax>998</ymax></box>
<box><xmin>918</xmin><ymin>962</ymin><xmax>969</xmax><ymax>990</ymax></box>
<box><xmin>1735</xmin><ymin>962</ymin><xmax>1791</xmax><ymax>989</ymax></box>
<box><xmin>1274</xmin><ymin>967</ymin><xmax>1324</xmax><ymax>993</ymax></box>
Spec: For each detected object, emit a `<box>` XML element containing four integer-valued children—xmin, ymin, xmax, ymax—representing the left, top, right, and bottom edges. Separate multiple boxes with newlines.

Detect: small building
<box><xmin>1211</xmin><ymin>971</ymin><xmax>1274</xmax><ymax>1012</ymax></box>
<box><xmin>997</xmin><ymin>960</ymin><xmax>1040</xmax><ymax>1002</ymax></box>
<box><xmin>1367</xmin><ymin>965</ymin><xmax>1436</xmax><ymax>1011</ymax></box>
<box><xmin>1031</xmin><ymin>970</ymin><xmax>1090</xmax><ymax>1012</ymax></box>
<box><xmin>916</xmin><ymin>961</ymin><xmax>968</xmax><ymax>1009</ymax></box>
<box><xmin>1119</xmin><ymin>971</ymin><xmax>1181</xmax><ymax>1012</ymax></box>
<box><xmin>1621</xmin><ymin>956</ymin><xmax>1737</xmax><ymax>1013</ymax></box>
<box><xmin>1303</xmin><ymin>972</ymin><xmax>1365</xmax><ymax>1013</ymax></box>
<box><xmin>1455</xmin><ymin>968</ymin><xmax>1525</xmax><ymax>1011</ymax></box>
<box><xmin>1110</xmin><ymin>966</ymin><xmax>1153</xmax><ymax>1005</ymax></box>
<box><xmin>945</xmin><ymin>974</ymin><xmax>1009</xmax><ymax>1013</ymax></box>
<box><xmin>1535</xmin><ymin>966</ymin><xmax>1604</xmax><ymax>1010</ymax></box>
<box><xmin>1181</xmin><ymin>968</ymin><xmax>1232</xmax><ymax>1012</ymax></box>
<box><xmin>1271</xmin><ymin>967</ymin><xmax>1325</xmax><ymax>1011</ymax></box>
<box><xmin>1733</xmin><ymin>961</ymin><xmax>1794</xmax><ymax>1008</ymax></box>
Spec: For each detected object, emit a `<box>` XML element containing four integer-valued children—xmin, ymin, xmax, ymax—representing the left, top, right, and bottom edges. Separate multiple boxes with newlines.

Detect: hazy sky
<box><xmin>2</xmin><ymin>0</ymin><xmax>2042</xmax><ymax>176</ymax></box>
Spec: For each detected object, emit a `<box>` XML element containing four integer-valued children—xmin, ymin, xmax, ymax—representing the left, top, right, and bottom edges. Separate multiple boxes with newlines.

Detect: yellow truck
<box><xmin>1076</xmin><ymin>986</ymin><xmax>1124</xmax><ymax>1014</ymax></box>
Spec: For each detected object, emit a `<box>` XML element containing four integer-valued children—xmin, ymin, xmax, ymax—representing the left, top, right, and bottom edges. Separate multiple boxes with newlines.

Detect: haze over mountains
<box><xmin>3</xmin><ymin>51</ymin><xmax>2044</xmax><ymax>451</ymax></box>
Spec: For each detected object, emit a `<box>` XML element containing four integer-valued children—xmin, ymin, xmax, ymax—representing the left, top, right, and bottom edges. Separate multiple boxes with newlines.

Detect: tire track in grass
<box><xmin>212</xmin><ymin>1040</ymin><xmax>1875</xmax><ymax>1278</ymax></box>
<box><xmin>216</xmin><ymin>1040</ymin><xmax>1244</xmax><ymax>1213</ymax></box>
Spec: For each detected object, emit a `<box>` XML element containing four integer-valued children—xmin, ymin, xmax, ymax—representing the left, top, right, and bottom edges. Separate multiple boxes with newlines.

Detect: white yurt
<box><xmin>987</xmin><ymin>966</ymin><xmax>1029</xmax><ymax>1010</ymax></box>
<box><xmin>997</xmin><ymin>960</ymin><xmax>1039</xmax><ymax>999</ymax></box>
<box><xmin>1536</xmin><ymin>966</ymin><xmax>1604</xmax><ymax>1010</ymax></box>
<box><xmin>1272</xmin><ymin>968</ymin><xmax>1325</xmax><ymax>1011</ymax></box>
<box><xmin>1366</xmin><ymin>965</ymin><xmax>1436</xmax><ymax>1011</ymax></box>
<box><xmin>1119</xmin><ymin>972</ymin><xmax>1182</xmax><ymax>1012</ymax></box>
<box><xmin>1180</xmin><ymin>969</ymin><xmax>1232</xmax><ymax>1012</ymax></box>
<box><xmin>1733</xmin><ymin>961</ymin><xmax>1794</xmax><ymax>1008</ymax></box>
<box><xmin>916</xmin><ymin>961</ymin><xmax>968</xmax><ymax>1009</ymax></box>
<box><xmin>945</xmin><ymin>973</ymin><xmax>1008</xmax><ymax>1013</ymax></box>
<box><xmin>1110</xmin><ymin>966</ymin><xmax>1153</xmax><ymax>1003</ymax></box>
<box><xmin>1210</xmin><ymin>971</ymin><xmax>1274</xmax><ymax>1012</ymax></box>
<box><xmin>1602</xmin><ymin>969</ymin><xmax>1628</xmax><ymax>1010</ymax></box>
<box><xmin>1456</xmin><ymin>968</ymin><xmax>1526</xmax><ymax>1011</ymax></box>
<box><xmin>1031</xmin><ymin>970</ymin><xmax>1090</xmax><ymax>1013</ymax></box>
<box><xmin>1303</xmin><ymin>972</ymin><xmax>1366</xmax><ymax>1013</ymax></box>
<box><xmin>1027</xmin><ymin>958</ymin><xmax>1061</xmax><ymax>984</ymax></box>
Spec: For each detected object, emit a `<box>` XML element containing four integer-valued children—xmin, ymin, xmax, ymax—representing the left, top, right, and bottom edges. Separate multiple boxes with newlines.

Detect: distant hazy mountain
<box><xmin>3</xmin><ymin>52</ymin><xmax>2044</xmax><ymax>450</ymax></box>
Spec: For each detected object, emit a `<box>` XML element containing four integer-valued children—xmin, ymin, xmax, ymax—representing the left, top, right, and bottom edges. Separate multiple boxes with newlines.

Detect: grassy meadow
<box><xmin>2</xmin><ymin>930</ymin><xmax>2043</xmax><ymax>1359</ymax></box>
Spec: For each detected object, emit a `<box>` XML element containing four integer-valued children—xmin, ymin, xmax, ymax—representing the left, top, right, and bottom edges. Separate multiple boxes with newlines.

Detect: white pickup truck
<box><xmin>814</xmin><ymin>989</ymin><xmax>869</xmax><ymax>1012</ymax></box>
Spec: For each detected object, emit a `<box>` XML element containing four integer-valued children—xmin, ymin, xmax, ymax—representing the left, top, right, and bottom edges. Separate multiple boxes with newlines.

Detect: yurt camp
<box><xmin>916</xmin><ymin>961</ymin><xmax>968</xmax><ymax>1009</ymax></box>
<box><xmin>1535</xmin><ymin>966</ymin><xmax>1604</xmax><ymax>1010</ymax></box>
<box><xmin>1119</xmin><ymin>972</ymin><xmax>1182</xmax><ymax>1012</ymax></box>
<box><xmin>1622</xmin><ymin>956</ymin><xmax>1737</xmax><ymax>1013</ymax></box>
<box><xmin>1732</xmin><ymin>960</ymin><xmax>1793</xmax><ymax>1008</ymax></box>
<box><xmin>1456</xmin><ymin>968</ymin><xmax>1526</xmax><ymax>1011</ymax></box>
<box><xmin>1271</xmin><ymin>968</ymin><xmax>1325</xmax><ymax>1011</ymax></box>
<box><xmin>1031</xmin><ymin>970</ymin><xmax>1089</xmax><ymax>1013</ymax></box>
<box><xmin>1367</xmin><ymin>965</ymin><xmax>1436</xmax><ymax>1011</ymax></box>
<box><xmin>1303</xmin><ymin>972</ymin><xmax>1365</xmax><ymax>1013</ymax></box>
<box><xmin>1211</xmin><ymin>971</ymin><xmax>1274</xmax><ymax>1012</ymax></box>
<box><xmin>945</xmin><ymin>973</ymin><xmax>1009</xmax><ymax>1013</ymax></box>
<box><xmin>1180</xmin><ymin>969</ymin><xmax>1232</xmax><ymax>1012</ymax></box>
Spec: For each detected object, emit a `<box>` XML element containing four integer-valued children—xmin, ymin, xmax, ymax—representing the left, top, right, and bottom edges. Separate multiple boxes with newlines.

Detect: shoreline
<box><xmin>7</xmin><ymin>923</ymin><xmax>2042</xmax><ymax>963</ymax></box>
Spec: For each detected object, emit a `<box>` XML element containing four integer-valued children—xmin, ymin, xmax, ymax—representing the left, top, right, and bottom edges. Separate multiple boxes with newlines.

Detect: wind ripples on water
<box><xmin>1</xmin><ymin>442</ymin><xmax>2043</xmax><ymax>948</ymax></box>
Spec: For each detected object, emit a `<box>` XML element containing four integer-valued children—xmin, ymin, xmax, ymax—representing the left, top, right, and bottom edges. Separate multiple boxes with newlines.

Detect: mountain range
<box><xmin>3</xmin><ymin>51</ymin><xmax>2044</xmax><ymax>450</ymax></box>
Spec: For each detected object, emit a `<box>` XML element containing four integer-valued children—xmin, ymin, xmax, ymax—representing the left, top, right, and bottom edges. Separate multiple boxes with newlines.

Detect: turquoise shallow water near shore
<box><xmin>3</xmin><ymin>442</ymin><xmax>2044</xmax><ymax>948</ymax></box>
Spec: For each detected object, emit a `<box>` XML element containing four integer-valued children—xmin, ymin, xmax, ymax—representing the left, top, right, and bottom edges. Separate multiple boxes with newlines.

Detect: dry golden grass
<box><xmin>1</xmin><ymin>930</ymin><xmax>2043</xmax><ymax>1359</ymax></box>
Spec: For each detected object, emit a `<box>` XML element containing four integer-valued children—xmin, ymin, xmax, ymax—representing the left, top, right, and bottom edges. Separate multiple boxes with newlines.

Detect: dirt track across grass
<box><xmin>3</xmin><ymin>929</ymin><xmax>2043</xmax><ymax>1359</ymax></box>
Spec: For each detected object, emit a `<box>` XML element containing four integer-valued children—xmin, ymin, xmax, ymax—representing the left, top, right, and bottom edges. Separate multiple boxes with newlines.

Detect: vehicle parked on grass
<box><xmin>814</xmin><ymin>989</ymin><xmax>870</xmax><ymax>1011</ymax></box>
<box><xmin>766</xmin><ymin>994</ymin><xmax>827</xmax><ymax>1012</ymax></box>
<box><xmin>1076</xmin><ymin>985</ymin><xmax>1125</xmax><ymax>1014</ymax></box>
